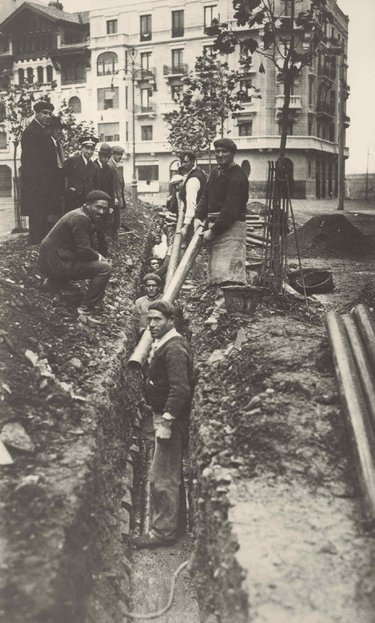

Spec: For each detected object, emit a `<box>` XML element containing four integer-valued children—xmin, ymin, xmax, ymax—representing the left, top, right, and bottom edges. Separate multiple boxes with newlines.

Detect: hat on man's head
<box><xmin>48</xmin><ymin>115</ymin><xmax>66</xmax><ymax>129</ymax></box>
<box><xmin>85</xmin><ymin>190</ymin><xmax>111</xmax><ymax>204</ymax></box>
<box><xmin>34</xmin><ymin>100</ymin><xmax>54</xmax><ymax>113</ymax></box>
<box><xmin>213</xmin><ymin>138</ymin><xmax>237</xmax><ymax>153</ymax></box>
<box><xmin>112</xmin><ymin>144</ymin><xmax>125</xmax><ymax>154</ymax></box>
<box><xmin>143</xmin><ymin>272</ymin><xmax>162</xmax><ymax>286</ymax></box>
<box><xmin>79</xmin><ymin>135</ymin><xmax>99</xmax><ymax>147</ymax></box>
<box><xmin>99</xmin><ymin>142</ymin><xmax>112</xmax><ymax>155</ymax></box>
<box><xmin>180</xmin><ymin>150</ymin><xmax>196</xmax><ymax>162</ymax></box>
<box><xmin>169</xmin><ymin>174</ymin><xmax>184</xmax><ymax>186</ymax></box>
<box><xmin>148</xmin><ymin>299</ymin><xmax>176</xmax><ymax>318</ymax></box>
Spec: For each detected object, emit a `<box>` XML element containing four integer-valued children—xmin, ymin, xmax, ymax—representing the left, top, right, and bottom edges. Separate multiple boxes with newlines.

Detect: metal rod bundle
<box><xmin>327</xmin><ymin>306</ymin><xmax>375</xmax><ymax>524</ymax></box>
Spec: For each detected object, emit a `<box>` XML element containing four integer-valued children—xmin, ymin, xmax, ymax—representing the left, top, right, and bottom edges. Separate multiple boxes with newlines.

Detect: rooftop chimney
<box><xmin>48</xmin><ymin>1</ymin><xmax>64</xmax><ymax>10</ymax></box>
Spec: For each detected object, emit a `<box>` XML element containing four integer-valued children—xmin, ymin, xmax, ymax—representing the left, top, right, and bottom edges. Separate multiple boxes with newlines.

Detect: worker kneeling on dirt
<box><xmin>131</xmin><ymin>300</ymin><xmax>194</xmax><ymax>549</ymax></box>
<box><xmin>38</xmin><ymin>190</ymin><xmax>112</xmax><ymax>315</ymax></box>
<box><xmin>134</xmin><ymin>273</ymin><xmax>162</xmax><ymax>334</ymax></box>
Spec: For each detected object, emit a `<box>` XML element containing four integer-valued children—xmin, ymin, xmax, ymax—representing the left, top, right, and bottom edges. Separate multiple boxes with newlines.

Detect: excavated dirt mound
<box><xmin>288</xmin><ymin>214</ymin><xmax>372</xmax><ymax>258</ymax></box>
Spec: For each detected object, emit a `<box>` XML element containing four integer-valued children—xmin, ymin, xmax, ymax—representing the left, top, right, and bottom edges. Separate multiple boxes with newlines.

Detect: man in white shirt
<box><xmin>179</xmin><ymin>151</ymin><xmax>207</xmax><ymax>246</ymax></box>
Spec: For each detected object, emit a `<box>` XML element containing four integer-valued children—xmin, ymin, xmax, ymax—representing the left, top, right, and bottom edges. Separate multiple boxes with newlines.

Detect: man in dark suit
<box><xmin>38</xmin><ymin>190</ymin><xmax>112</xmax><ymax>315</ymax></box>
<box><xmin>93</xmin><ymin>143</ymin><xmax>115</xmax><ymax>253</ymax></box>
<box><xmin>20</xmin><ymin>100</ymin><xmax>60</xmax><ymax>244</ymax></box>
<box><xmin>108</xmin><ymin>144</ymin><xmax>126</xmax><ymax>237</ymax></box>
<box><xmin>63</xmin><ymin>136</ymin><xmax>98</xmax><ymax>212</ymax></box>
<box><xmin>45</xmin><ymin>115</ymin><xmax>66</xmax><ymax>230</ymax></box>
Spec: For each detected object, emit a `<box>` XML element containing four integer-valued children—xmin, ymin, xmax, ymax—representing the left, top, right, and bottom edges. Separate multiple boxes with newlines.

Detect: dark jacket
<box><xmin>195</xmin><ymin>163</ymin><xmax>249</xmax><ymax>237</ymax></box>
<box><xmin>179</xmin><ymin>167</ymin><xmax>207</xmax><ymax>207</ymax></box>
<box><xmin>20</xmin><ymin>119</ymin><xmax>62</xmax><ymax>218</ymax></box>
<box><xmin>38</xmin><ymin>206</ymin><xmax>100</xmax><ymax>277</ymax></box>
<box><xmin>93</xmin><ymin>160</ymin><xmax>115</xmax><ymax>207</ymax></box>
<box><xmin>63</xmin><ymin>154</ymin><xmax>96</xmax><ymax>211</ymax></box>
<box><xmin>145</xmin><ymin>335</ymin><xmax>194</xmax><ymax>438</ymax></box>
<box><xmin>108</xmin><ymin>158</ymin><xmax>126</xmax><ymax>208</ymax></box>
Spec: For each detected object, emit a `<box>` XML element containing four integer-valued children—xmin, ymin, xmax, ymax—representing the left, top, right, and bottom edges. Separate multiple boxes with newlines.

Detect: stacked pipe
<box><xmin>326</xmin><ymin>304</ymin><xmax>375</xmax><ymax>524</ymax></box>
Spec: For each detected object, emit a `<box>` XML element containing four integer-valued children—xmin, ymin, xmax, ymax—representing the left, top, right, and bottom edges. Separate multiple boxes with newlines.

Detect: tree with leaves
<box><xmin>57</xmin><ymin>99</ymin><xmax>96</xmax><ymax>157</ymax></box>
<box><xmin>213</xmin><ymin>0</ymin><xmax>334</xmax><ymax>158</ymax></box>
<box><xmin>212</xmin><ymin>0</ymin><xmax>335</xmax><ymax>290</ymax></box>
<box><xmin>164</xmin><ymin>50</ymin><xmax>254</xmax><ymax>168</ymax></box>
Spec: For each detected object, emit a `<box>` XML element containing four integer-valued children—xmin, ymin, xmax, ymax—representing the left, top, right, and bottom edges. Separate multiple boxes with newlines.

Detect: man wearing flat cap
<box><xmin>195</xmin><ymin>137</ymin><xmax>249</xmax><ymax>326</ymax></box>
<box><xmin>131</xmin><ymin>299</ymin><xmax>194</xmax><ymax>549</ymax></box>
<box><xmin>63</xmin><ymin>136</ymin><xmax>98</xmax><ymax>213</ymax></box>
<box><xmin>38</xmin><ymin>190</ymin><xmax>112</xmax><ymax>315</ymax></box>
<box><xmin>134</xmin><ymin>273</ymin><xmax>163</xmax><ymax>335</ymax></box>
<box><xmin>108</xmin><ymin>145</ymin><xmax>127</xmax><ymax>236</ymax></box>
<box><xmin>20</xmin><ymin>99</ymin><xmax>62</xmax><ymax>243</ymax></box>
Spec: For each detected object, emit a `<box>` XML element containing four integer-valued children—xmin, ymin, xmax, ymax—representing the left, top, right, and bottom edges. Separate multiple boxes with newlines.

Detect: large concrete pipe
<box><xmin>353</xmin><ymin>304</ymin><xmax>375</xmax><ymax>372</ymax></box>
<box><xmin>164</xmin><ymin>202</ymin><xmax>185</xmax><ymax>289</ymax></box>
<box><xmin>128</xmin><ymin>223</ymin><xmax>205</xmax><ymax>368</ymax></box>
<box><xmin>326</xmin><ymin>311</ymin><xmax>375</xmax><ymax>523</ymax></box>
<box><xmin>343</xmin><ymin>314</ymin><xmax>375</xmax><ymax>430</ymax></box>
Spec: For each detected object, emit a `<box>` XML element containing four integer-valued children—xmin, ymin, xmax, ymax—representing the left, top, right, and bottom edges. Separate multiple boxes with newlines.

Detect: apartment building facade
<box><xmin>0</xmin><ymin>0</ymin><xmax>349</xmax><ymax>201</ymax></box>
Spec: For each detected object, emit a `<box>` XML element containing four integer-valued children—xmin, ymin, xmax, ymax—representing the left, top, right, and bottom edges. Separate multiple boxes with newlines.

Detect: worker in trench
<box><xmin>131</xmin><ymin>300</ymin><xmax>194</xmax><ymax>549</ymax></box>
<box><xmin>133</xmin><ymin>273</ymin><xmax>163</xmax><ymax>335</ymax></box>
<box><xmin>194</xmin><ymin>138</ymin><xmax>249</xmax><ymax>327</ymax></box>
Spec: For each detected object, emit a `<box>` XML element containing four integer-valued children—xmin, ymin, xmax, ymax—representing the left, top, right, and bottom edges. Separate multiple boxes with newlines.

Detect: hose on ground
<box><xmin>122</xmin><ymin>559</ymin><xmax>189</xmax><ymax>621</ymax></box>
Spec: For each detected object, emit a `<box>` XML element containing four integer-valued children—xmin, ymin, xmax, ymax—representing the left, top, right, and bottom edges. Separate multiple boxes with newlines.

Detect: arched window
<box><xmin>241</xmin><ymin>159</ymin><xmax>251</xmax><ymax>178</ymax></box>
<box><xmin>97</xmin><ymin>51</ymin><xmax>118</xmax><ymax>76</ymax></box>
<box><xmin>37</xmin><ymin>66</ymin><xmax>44</xmax><ymax>83</ymax></box>
<box><xmin>27</xmin><ymin>67</ymin><xmax>34</xmax><ymax>83</ymax></box>
<box><xmin>46</xmin><ymin>65</ymin><xmax>53</xmax><ymax>83</ymax></box>
<box><xmin>68</xmin><ymin>96</ymin><xmax>81</xmax><ymax>113</ymax></box>
<box><xmin>18</xmin><ymin>68</ymin><xmax>24</xmax><ymax>85</ymax></box>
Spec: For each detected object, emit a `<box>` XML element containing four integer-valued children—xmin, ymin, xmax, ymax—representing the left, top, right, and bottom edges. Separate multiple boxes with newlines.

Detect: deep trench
<box><xmin>81</xmin><ymin>316</ymin><xmax>200</xmax><ymax>622</ymax></box>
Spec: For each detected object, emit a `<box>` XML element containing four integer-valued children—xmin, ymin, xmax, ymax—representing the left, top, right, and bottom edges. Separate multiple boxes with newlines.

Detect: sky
<box><xmin>61</xmin><ymin>0</ymin><xmax>375</xmax><ymax>174</ymax></box>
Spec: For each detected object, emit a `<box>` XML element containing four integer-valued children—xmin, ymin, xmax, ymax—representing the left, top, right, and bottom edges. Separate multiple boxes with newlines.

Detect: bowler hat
<box><xmin>34</xmin><ymin>100</ymin><xmax>54</xmax><ymax>113</ymax></box>
<box><xmin>48</xmin><ymin>115</ymin><xmax>65</xmax><ymax>129</ymax></box>
<box><xmin>213</xmin><ymin>138</ymin><xmax>237</xmax><ymax>153</ymax></box>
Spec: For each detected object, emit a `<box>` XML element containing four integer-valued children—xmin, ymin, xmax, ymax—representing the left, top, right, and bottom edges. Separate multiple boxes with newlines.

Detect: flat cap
<box><xmin>85</xmin><ymin>190</ymin><xmax>111</xmax><ymax>203</ymax></box>
<box><xmin>213</xmin><ymin>138</ymin><xmax>237</xmax><ymax>153</ymax></box>
<box><xmin>148</xmin><ymin>299</ymin><xmax>176</xmax><ymax>318</ymax></box>
<box><xmin>169</xmin><ymin>174</ymin><xmax>184</xmax><ymax>185</ymax></box>
<box><xmin>79</xmin><ymin>135</ymin><xmax>99</xmax><ymax>146</ymax></box>
<box><xmin>34</xmin><ymin>100</ymin><xmax>54</xmax><ymax>113</ymax></box>
<box><xmin>112</xmin><ymin>144</ymin><xmax>125</xmax><ymax>154</ymax></box>
<box><xmin>99</xmin><ymin>142</ymin><xmax>112</xmax><ymax>155</ymax></box>
<box><xmin>143</xmin><ymin>273</ymin><xmax>162</xmax><ymax>285</ymax></box>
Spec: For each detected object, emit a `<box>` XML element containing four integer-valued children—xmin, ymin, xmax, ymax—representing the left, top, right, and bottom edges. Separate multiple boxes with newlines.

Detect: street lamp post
<box><xmin>112</xmin><ymin>47</ymin><xmax>155</xmax><ymax>201</ymax></box>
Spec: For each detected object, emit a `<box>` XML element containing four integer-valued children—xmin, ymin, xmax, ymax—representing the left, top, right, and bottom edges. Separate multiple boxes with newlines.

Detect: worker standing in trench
<box><xmin>194</xmin><ymin>138</ymin><xmax>249</xmax><ymax>327</ymax></box>
<box><xmin>131</xmin><ymin>300</ymin><xmax>194</xmax><ymax>549</ymax></box>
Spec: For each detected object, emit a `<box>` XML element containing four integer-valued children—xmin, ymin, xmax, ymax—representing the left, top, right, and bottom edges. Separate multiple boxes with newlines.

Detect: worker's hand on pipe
<box><xmin>193</xmin><ymin>218</ymin><xmax>203</xmax><ymax>232</ymax></box>
<box><xmin>179</xmin><ymin>224</ymin><xmax>189</xmax><ymax>239</ymax></box>
<box><xmin>155</xmin><ymin>419</ymin><xmax>173</xmax><ymax>441</ymax></box>
<box><xmin>203</xmin><ymin>229</ymin><xmax>214</xmax><ymax>244</ymax></box>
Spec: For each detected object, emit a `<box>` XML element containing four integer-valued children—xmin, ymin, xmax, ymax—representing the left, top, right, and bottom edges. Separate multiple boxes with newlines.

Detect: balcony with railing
<box><xmin>159</xmin><ymin>101</ymin><xmax>179</xmax><ymax>115</ymax></box>
<box><xmin>90</xmin><ymin>33</ymin><xmax>129</xmax><ymax>49</ymax></box>
<box><xmin>163</xmin><ymin>64</ymin><xmax>188</xmax><ymax>79</ymax></box>
<box><xmin>275</xmin><ymin>94</ymin><xmax>302</xmax><ymax>110</ymax></box>
<box><xmin>135</xmin><ymin>102</ymin><xmax>157</xmax><ymax>117</ymax></box>
<box><xmin>317</xmin><ymin>63</ymin><xmax>336</xmax><ymax>82</ymax></box>
<box><xmin>316</xmin><ymin>101</ymin><xmax>335</xmax><ymax>117</ymax></box>
<box><xmin>135</xmin><ymin>68</ymin><xmax>157</xmax><ymax>83</ymax></box>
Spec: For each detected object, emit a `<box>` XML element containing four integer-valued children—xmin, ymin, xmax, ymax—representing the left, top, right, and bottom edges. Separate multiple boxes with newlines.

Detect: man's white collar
<box><xmin>153</xmin><ymin>328</ymin><xmax>180</xmax><ymax>351</ymax></box>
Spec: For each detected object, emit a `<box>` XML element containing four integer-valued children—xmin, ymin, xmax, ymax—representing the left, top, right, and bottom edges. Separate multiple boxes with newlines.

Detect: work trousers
<box><xmin>68</xmin><ymin>260</ymin><xmax>111</xmax><ymax>307</ymax></box>
<box><xmin>149</xmin><ymin>413</ymin><xmax>183</xmax><ymax>542</ymax></box>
